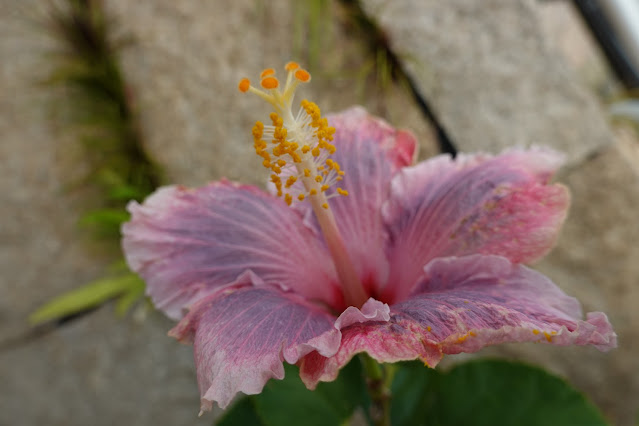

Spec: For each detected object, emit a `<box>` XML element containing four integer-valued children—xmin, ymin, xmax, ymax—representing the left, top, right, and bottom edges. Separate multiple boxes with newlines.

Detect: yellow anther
<box><xmin>252</xmin><ymin>121</ymin><xmax>264</xmax><ymax>137</ymax></box>
<box><xmin>543</xmin><ymin>332</ymin><xmax>553</xmax><ymax>342</ymax></box>
<box><xmin>274</xmin><ymin>127</ymin><xmax>287</xmax><ymax>140</ymax></box>
<box><xmin>532</xmin><ymin>329</ymin><xmax>540</xmax><ymax>335</ymax></box>
<box><xmin>241</xmin><ymin>64</ymin><xmax>351</xmax><ymax>210</ymax></box>
<box><xmin>427</xmin><ymin>326</ymin><xmax>432</xmax><ymax>332</ymax></box>
<box><xmin>261</xmin><ymin>76</ymin><xmax>279</xmax><ymax>90</ymax></box>
<box><xmin>270</xmin><ymin>112</ymin><xmax>283</xmax><ymax>126</ymax></box>
<box><xmin>285</xmin><ymin>61</ymin><xmax>300</xmax><ymax>71</ymax></box>
<box><xmin>238</xmin><ymin>78</ymin><xmax>250</xmax><ymax>93</ymax></box>
<box><xmin>295</xmin><ymin>69</ymin><xmax>311</xmax><ymax>83</ymax></box>
<box><xmin>260</xmin><ymin>68</ymin><xmax>275</xmax><ymax>79</ymax></box>
<box><xmin>285</xmin><ymin>176</ymin><xmax>297</xmax><ymax>188</ymax></box>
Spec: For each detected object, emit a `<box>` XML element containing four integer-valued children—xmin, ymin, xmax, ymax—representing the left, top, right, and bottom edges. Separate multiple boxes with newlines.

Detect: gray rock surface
<box><xmin>105</xmin><ymin>0</ymin><xmax>438</xmax><ymax>187</ymax></box>
<box><xmin>0</xmin><ymin>2</ymin><xmax>210</xmax><ymax>425</ymax></box>
<box><xmin>361</xmin><ymin>0</ymin><xmax>613</xmax><ymax>165</ymax></box>
<box><xmin>0</xmin><ymin>307</ymin><xmax>211</xmax><ymax>426</ymax></box>
<box><xmin>0</xmin><ymin>2</ymin><xmax>109</xmax><ymax>343</ymax></box>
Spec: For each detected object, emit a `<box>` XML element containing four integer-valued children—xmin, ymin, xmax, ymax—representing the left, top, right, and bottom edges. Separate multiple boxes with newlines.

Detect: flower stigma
<box><xmin>239</xmin><ymin>62</ymin><xmax>367</xmax><ymax>308</ymax></box>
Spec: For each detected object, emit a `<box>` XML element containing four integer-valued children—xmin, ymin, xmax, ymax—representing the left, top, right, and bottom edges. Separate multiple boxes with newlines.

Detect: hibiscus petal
<box><xmin>290</xmin><ymin>107</ymin><xmax>417</xmax><ymax>296</ymax></box>
<box><xmin>169</xmin><ymin>280</ymin><xmax>341</xmax><ymax>412</ymax></box>
<box><xmin>334</xmin><ymin>298</ymin><xmax>391</xmax><ymax>329</ymax></box>
<box><xmin>383</xmin><ymin>148</ymin><xmax>570</xmax><ymax>303</ymax></box>
<box><xmin>402</xmin><ymin>255</ymin><xmax>616</xmax><ymax>352</ymax></box>
<box><xmin>122</xmin><ymin>181</ymin><xmax>341</xmax><ymax>319</ymax></box>
<box><xmin>300</xmin><ymin>255</ymin><xmax>616</xmax><ymax>389</ymax></box>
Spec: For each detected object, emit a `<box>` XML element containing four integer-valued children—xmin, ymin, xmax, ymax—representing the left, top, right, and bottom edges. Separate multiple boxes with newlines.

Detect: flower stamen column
<box><xmin>239</xmin><ymin>63</ymin><xmax>367</xmax><ymax>308</ymax></box>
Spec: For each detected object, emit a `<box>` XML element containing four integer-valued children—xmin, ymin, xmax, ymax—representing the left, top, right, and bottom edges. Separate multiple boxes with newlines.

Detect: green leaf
<box><xmin>217</xmin><ymin>397</ymin><xmax>265</xmax><ymax>426</ymax></box>
<box><xmin>79</xmin><ymin>208</ymin><xmax>130</xmax><ymax>237</ymax></box>
<box><xmin>217</xmin><ymin>357</ymin><xmax>367</xmax><ymax>426</ymax></box>
<box><xmin>114</xmin><ymin>275</ymin><xmax>146</xmax><ymax>316</ymax></box>
<box><xmin>29</xmin><ymin>273</ymin><xmax>140</xmax><ymax>325</ymax></box>
<box><xmin>107</xmin><ymin>184</ymin><xmax>147</xmax><ymax>202</ymax></box>
<box><xmin>390</xmin><ymin>359</ymin><xmax>608</xmax><ymax>426</ymax></box>
<box><xmin>80</xmin><ymin>208</ymin><xmax>130</xmax><ymax>226</ymax></box>
<box><xmin>390</xmin><ymin>360</ymin><xmax>439</xmax><ymax>426</ymax></box>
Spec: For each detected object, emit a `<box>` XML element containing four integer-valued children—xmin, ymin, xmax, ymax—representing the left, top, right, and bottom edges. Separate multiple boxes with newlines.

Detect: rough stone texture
<box><xmin>0</xmin><ymin>2</ymin><xmax>109</xmax><ymax>343</ymax></box>
<box><xmin>0</xmin><ymin>307</ymin><xmax>212</xmax><ymax>426</ymax></box>
<box><xmin>362</xmin><ymin>0</ymin><xmax>613</xmax><ymax>166</ymax></box>
<box><xmin>536</xmin><ymin>0</ymin><xmax>619</xmax><ymax>97</ymax></box>
<box><xmin>0</xmin><ymin>2</ymin><xmax>212</xmax><ymax>425</ymax></box>
<box><xmin>104</xmin><ymin>0</ymin><xmax>438</xmax><ymax>188</ymax></box>
<box><xmin>360</xmin><ymin>0</ymin><xmax>639</xmax><ymax>424</ymax></box>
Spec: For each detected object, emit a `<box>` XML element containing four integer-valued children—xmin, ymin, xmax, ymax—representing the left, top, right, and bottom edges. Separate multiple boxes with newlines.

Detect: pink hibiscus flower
<box><xmin>122</xmin><ymin>63</ymin><xmax>616</xmax><ymax>413</ymax></box>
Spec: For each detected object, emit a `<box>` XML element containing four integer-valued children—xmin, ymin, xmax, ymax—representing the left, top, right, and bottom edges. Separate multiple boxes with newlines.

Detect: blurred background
<box><xmin>1</xmin><ymin>0</ymin><xmax>638</xmax><ymax>425</ymax></box>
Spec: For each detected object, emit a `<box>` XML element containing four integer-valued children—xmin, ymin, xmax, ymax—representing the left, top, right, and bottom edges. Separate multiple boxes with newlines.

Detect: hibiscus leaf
<box><xmin>389</xmin><ymin>360</ymin><xmax>440</xmax><ymax>426</ymax></box>
<box><xmin>248</xmin><ymin>357</ymin><xmax>367</xmax><ymax>426</ymax></box>
<box><xmin>390</xmin><ymin>359</ymin><xmax>608</xmax><ymax>426</ymax></box>
<box><xmin>216</xmin><ymin>397</ymin><xmax>265</xmax><ymax>426</ymax></box>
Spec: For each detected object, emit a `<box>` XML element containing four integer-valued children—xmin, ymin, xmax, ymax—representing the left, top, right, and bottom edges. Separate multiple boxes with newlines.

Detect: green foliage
<box><xmin>79</xmin><ymin>208</ymin><xmax>130</xmax><ymax>238</ymax></box>
<box><xmin>29</xmin><ymin>272</ymin><xmax>145</xmax><ymax>325</ymax></box>
<box><xmin>217</xmin><ymin>358</ymin><xmax>368</xmax><ymax>426</ymax></box>
<box><xmin>390</xmin><ymin>359</ymin><xmax>609</xmax><ymax>426</ymax></box>
<box><xmin>217</xmin><ymin>398</ymin><xmax>263</xmax><ymax>426</ymax></box>
<box><xmin>216</xmin><ymin>358</ymin><xmax>608</xmax><ymax>426</ymax></box>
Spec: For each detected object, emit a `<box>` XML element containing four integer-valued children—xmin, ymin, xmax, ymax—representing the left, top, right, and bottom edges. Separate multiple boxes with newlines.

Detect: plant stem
<box><xmin>360</xmin><ymin>354</ymin><xmax>395</xmax><ymax>426</ymax></box>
